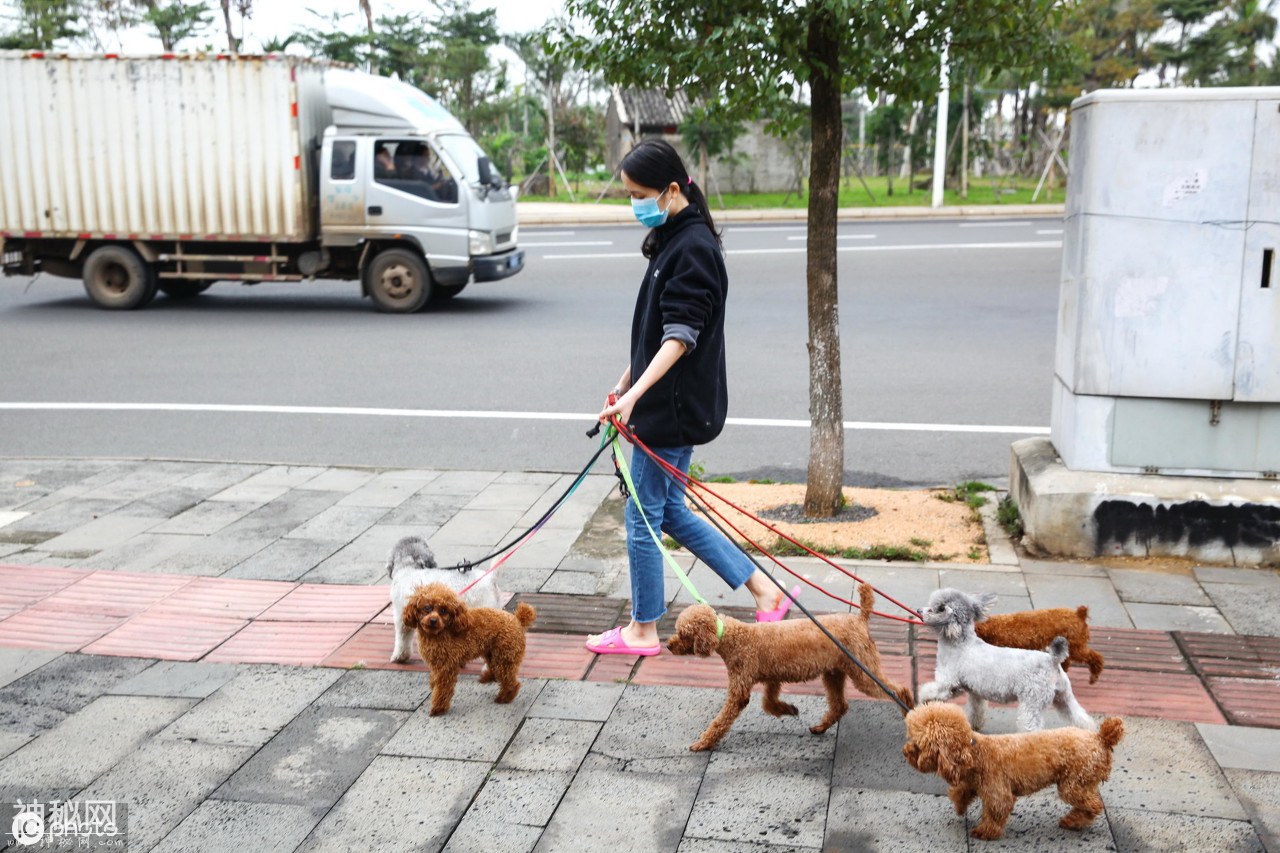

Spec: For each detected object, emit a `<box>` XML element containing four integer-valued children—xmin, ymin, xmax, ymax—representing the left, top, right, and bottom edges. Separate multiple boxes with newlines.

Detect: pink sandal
<box><xmin>585</xmin><ymin>626</ymin><xmax>661</xmax><ymax>656</ymax></box>
<box><xmin>756</xmin><ymin>586</ymin><xmax>802</xmax><ymax>623</ymax></box>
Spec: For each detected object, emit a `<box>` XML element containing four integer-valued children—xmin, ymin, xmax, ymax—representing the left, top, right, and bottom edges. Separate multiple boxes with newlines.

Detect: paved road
<box><xmin>0</xmin><ymin>217</ymin><xmax>1063</xmax><ymax>486</ymax></box>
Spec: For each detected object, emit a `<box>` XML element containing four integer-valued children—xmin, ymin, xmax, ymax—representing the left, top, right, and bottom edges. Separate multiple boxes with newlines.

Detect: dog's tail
<box><xmin>857</xmin><ymin>582</ymin><xmax>875</xmax><ymax>623</ymax></box>
<box><xmin>514</xmin><ymin>602</ymin><xmax>537</xmax><ymax>630</ymax></box>
<box><xmin>1047</xmin><ymin>635</ymin><xmax>1069</xmax><ymax>665</ymax></box>
<box><xmin>1098</xmin><ymin>717</ymin><xmax>1125</xmax><ymax>751</ymax></box>
<box><xmin>1075</xmin><ymin>605</ymin><xmax>1090</xmax><ymax>624</ymax></box>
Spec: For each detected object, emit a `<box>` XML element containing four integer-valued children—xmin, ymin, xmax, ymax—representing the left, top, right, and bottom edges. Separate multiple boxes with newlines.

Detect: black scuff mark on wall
<box><xmin>1093</xmin><ymin>500</ymin><xmax>1280</xmax><ymax>556</ymax></box>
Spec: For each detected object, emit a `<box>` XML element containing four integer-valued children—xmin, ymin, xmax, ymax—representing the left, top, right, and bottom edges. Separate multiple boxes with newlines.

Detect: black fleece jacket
<box><xmin>628</xmin><ymin>206</ymin><xmax>729</xmax><ymax>448</ymax></box>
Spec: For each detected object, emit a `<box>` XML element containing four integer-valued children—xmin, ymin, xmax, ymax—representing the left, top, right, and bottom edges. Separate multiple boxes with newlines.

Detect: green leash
<box><xmin>609</xmin><ymin>430</ymin><xmax>724</xmax><ymax>639</ymax></box>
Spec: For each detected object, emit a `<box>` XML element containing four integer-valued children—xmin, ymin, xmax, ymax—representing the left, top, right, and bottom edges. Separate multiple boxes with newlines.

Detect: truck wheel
<box><xmin>82</xmin><ymin>246</ymin><xmax>157</xmax><ymax>310</ymax></box>
<box><xmin>433</xmin><ymin>283</ymin><xmax>467</xmax><ymax>301</ymax></box>
<box><xmin>159</xmin><ymin>281</ymin><xmax>213</xmax><ymax>300</ymax></box>
<box><xmin>366</xmin><ymin>249</ymin><xmax>431</xmax><ymax>313</ymax></box>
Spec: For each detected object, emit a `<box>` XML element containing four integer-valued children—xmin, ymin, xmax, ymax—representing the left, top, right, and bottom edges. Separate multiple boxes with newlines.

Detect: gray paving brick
<box><xmin>1197</xmin><ymin>724</ymin><xmax>1280</xmax><ymax>772</ymax></box>
<box><xmin>0</xmin><ymin>510</ymin><xmax>28</xmax><ymax>529</ymax></box>
<box><xmin>1106</xmin><ymin>717</ymin><xmax>1247</xmax><ymax>820</ymax></box>
<box><xmin>221</xmin><ymin>537</ymin><xmax>345</xmax><ymax>581</ymax></box>
<box><xmin>685</xmin><ymin>732</ymin><xmax>832</xmax><ymax>849</ymax></box>
<box><xmin>955</xmin><ymin>792</ymin><xmax>1118</xmax><ymax>850</ymax></box>
<box><xmin>0</xmin><ymin>653</ymin><xmax>153</xmax><ymax>735</ymax></box>
<box><xmin>536</xmin><ymin>753</ymin><xmax>702</xmax><ymax>853</ymax></box>
<box><xmin>173</xmin><ymin>463</ymin><xmax>267</xmax><ymax>493</ymax></box>
<box><xmin>463</xmin><ymin>768</ymin><xmax>574</xmax><ymax>827</ymax></box>
<box><xmin>36</xmin><ymin>515</ymin><xmax>161</xmax><ymax>552</ymax></box>
<box><xmin>467</xmin><ymin>482</ymin><xmax>554</xmax><ymax>512</ymax></box>
<box><xmin>680</xmin><ymin>840</ymin><xmax>821</xmax><ymax>853</ymax></box>
<box><xmin>12</xmin><ymin>499</ymin><xmax>130</xmax><ymax>534</ymax></box>
<box><xmin>73</xmin><ymin>532</ymin><xmax>198</xmax><ymax>571</ymax></box>
<box><xmin>214</xmin><ymin>704</ymin><xmax>407</xmax><ymax>808</ymax></box>
<box><xmin>1019</xmin><ymin>558</ymin><xmax>1109</xmax><ymax>578</ymax></box>
<box><xmin>1201</xmin><ymin>581</ymin><xmax>1280</xmax><ymax>636</ymax></box>
<box><xmin>1024</xmin><ymin>574</ymin><xmax>1133</xmax><ymax>628</ymax></box>
<box><xmin>151</xmin><ymin>500</ymin><xmax>263</xmax><ymax>535</ymax></box>
<box><xmin>0</xmin><ymin>695</ymin><xmax>194</xmax><ymax>801</ymax></box>
<box><xmin>528</xmin><ymin>680</ymin><xmax>624</xmax><ymax>722</ymax></box>
<box><xmin>337</xmin><ymin>479</ymin><xmax>425</xmax><ymax>508</ymax></box>
<box><xmin>238</xmin><ymin>465</ymin><xmax>328</xmax><ymax>488</ymax></box>
<box><xmin>1224</xmin><ymin>769</ymin><xmax>1280</xmax><ymax>853</ymax></box>
<box><xmin>499</xmin><ymin>718</ymin><xmax>600</xmax><ymax>772</ymax></box>
<box><xmin>824</xmin><ymin>787</ymin><xmax>968</xmax><ymax>852</ymax></box>
<box><xmin>107</xmin><ymin>661</ymin><xmax>239</xmax><ymax>699</ymax></box>
<box><xmin>0</xmin><ymin>648</ymin><xmax>60</xmax><ymax>690</ymax></box>
<box><xmin>299</xmin><ymin>549</ymin><xmax>388</xmax><ymax>585</ymax></box>
<box><xmin>937</xmin><ymin>568</ymin><xmax>1028</xmax><ymax>596</ymax></box>
<box><xmin>1195</xmin><ymin>566</ymin><xmax>1280</xmax><ymax>587</ymax></box>
<box><xmin>298</xmin><ymin>755</ymin><xmax>489</xmax><ymax>853</ymax></box>
<box><xmin>0</xmin><ymin>732</ymin><xmax>29</xmax><ymax>760</ymax></box>
<box><xmin>78</xmin><ymin>461</ymin><xmax>206</xmax><ymax>500</ymax></box>
<box><xmin>75</xmin><ymin>738</ymin><xmax>253</xmax><ymax>851</ymax></box>
<box><xmin>152</xmin><ymin>800</ymin><xmax>323</xmax><ymax>853</ymax></box>
<box><xmin>315</xmin><ymin>669</ymin><xmax>430</xmax><ymax>711</ymax></box>
<box><xmin>379</xmin><ymin>494</ymin><xmax>467</xmax><ymax>527</ymax></box>
<box><xmin>590</xmin><ymin>684</ymin><xmax>718</xmax><ymax>772</ymax></box>
<box><xmin>418</xmin><ymin>470</ymin><xmax>500</xmax><ymax>497</ymax></box>
<box><xmin>207</xmin><ymin>482</ymin><xmax>291</xmax><ymax>504</ymax></box>
<box><xmin>840</xmin><ymin>563</ymin><xmax>940</xmax><ymax>614</ymax></box>
<box><xmin>340</xmin><ymin>523</ymin><xmax>429</xmax><ymax>561</ymax></box>
<box><xmin>115</xmin><ymin>485</ymin><xmax>210</xmax><ymax>520</ymax></box>
<box><xmin>539</xmin><ymin>569</ymin><xmax>605</xmax><ymax>594</ymax></box>
<box><xmin>296</xmin><ymin>468</ymin><xmax>378</xmax><ymax>493</ymax></box>
<box><xmin>1108</xmin><ymin>806</ymin><xmax>1262</xmax><ymax>852</ymax></box>
<box><xmin>1108</xmin><ymin>567</ymin><xmax>1212</xmax><ymax>605</ymax></box>
<box><xmin>285</xmin><ymin>504</ymin><xmax>390</xmax><ymax>542</ymax></box>
<box><xmin>444</xmin><ymin>812</ymin><xmax>542</xmax><ymax>853</ymax></box>
<box><xmin>498</xmin><ymin>532</ymin><xmax>581</xmax><ymax>571</ymax></box>
<box><xmin>0</xmin><ymin>542</ymin><xmax>28</xmax><ymax>558</ymax></box>
<box><xmin>214</xmin><ymin>490</ymin><xmax>344</xmax><ymax>541</ymax></box>
<box><xmin>1125</xmin><ymin>602</ymin><xmax>1234</xmax><ymax>633</ymax></box>
<box><xmin>832</xmin><ymin>700</ymin><xmax>947</xmax><ymax>796</ymax></box>
<box><xmin>381</xmin><ymin>679</ymin><xmax>543</xmax><ymax>762</ymax></box>
<box><xmin>161</xmin><ymin>666</ymin><xmax>341</xmax><ymax>749</ymax></box>
<box><xmin>433</xmin><ymin>508</ymin><xmax>524</xmax><ymax>546</ymax></box>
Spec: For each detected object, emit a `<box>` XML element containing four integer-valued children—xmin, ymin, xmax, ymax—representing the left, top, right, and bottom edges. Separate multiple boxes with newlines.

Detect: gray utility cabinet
<box><xmin>1052</xmin><ymin>87</ymin><xmax>1280</xmax><ymax>478</ymax></box>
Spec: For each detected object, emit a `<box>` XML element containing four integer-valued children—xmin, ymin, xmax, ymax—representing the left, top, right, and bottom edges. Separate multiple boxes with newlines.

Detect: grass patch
<box><xmin>757</xmin><ymin>536</ymin><xmax>936</xmax><ymax>563</ymax></box>
<box><xmin>954</xmin><ymin>480</ymin><xmax>996</xmax><ymax>509</ymax></box>
<box><xmin>748</xmin><ymin>478</ymin><xmax>777</xmax><ymax>485</ymax></box>
<box><xmin>707</xmin><ymin>475</ymin><xmax>735</xmax><ymax>483</ymax></box>
<box><xmin>997</xmin><ymin>496</ymin><xmax>1024</xmax><ymax>538</ymax></box>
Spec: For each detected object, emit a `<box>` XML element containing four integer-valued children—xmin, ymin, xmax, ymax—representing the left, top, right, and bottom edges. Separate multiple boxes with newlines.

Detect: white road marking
<box><xmin>544</xmin><ymin>240</ymin><xmax>1061</xmax><ymax>260</ymax></box>
<box><xmin>786</xmin><ymin>234</ymin><xmax>878</xmax><ymax>241</ymax></box>
<box><xmin>957</xmin><ymin>220</ymin><xmax>1033</xmax><ymax>227</ymax></box>
<box><xmin>0</xmin><ymin>402</ymin><xmax>1050</xmax><ymax>435</ymax></box>
<box><xmin>519</xmin><ymin>240</ymin><xmax>613</xmax><ymax>247</ymax></box>
<box><xmin>1036</xmin><ymin>229</ymin><xmax>1064</xmax><ymax>235</ymax></box>
<box><xmin>520</xmin><ymin>230</ymin><xmax>577</xmax><ymax>237</ymax></box>
<box><xmin>723</xmin><ymin>226</ymin><xmax>808</xmax><ymax>232</ymax></box>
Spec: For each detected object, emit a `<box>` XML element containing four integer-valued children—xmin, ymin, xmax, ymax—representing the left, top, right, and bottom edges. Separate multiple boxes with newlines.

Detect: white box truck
<box><xmin>0</xmin><ymin>52</ymin><xmax>524</xmax><ymax>312</ymax></box>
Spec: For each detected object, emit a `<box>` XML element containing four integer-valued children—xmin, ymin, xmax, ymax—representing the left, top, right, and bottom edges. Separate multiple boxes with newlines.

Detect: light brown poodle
<box><xmin>974</xmin><ymin>605</ymin><xmax>1105</xmax><ymax>683</ymax></box>
<box><xmin>403</xmin><ymin>582</ymin><xmax>536</xmax><ymax>716</ymax></box>
<box><xmin>903</xmin><ymin>702</ymin><xmax>1124</xmax><ymax>841</ymax></box>
<box><xmin>666</xmin><ymin>583</ymin><xmax>914</xmax><ymax>751</ymax></box>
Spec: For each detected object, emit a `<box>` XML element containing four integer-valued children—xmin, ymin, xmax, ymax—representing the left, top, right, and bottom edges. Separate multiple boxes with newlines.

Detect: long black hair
<box><xmin>620</xmin><ymin>139</ymin><xmax>722</xmax><ymax>259</ymax></box>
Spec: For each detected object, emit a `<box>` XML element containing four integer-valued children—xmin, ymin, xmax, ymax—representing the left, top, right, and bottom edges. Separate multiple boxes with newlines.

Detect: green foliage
<box><xmin>687</xmin><ymin>461</ymin><xmax>707</xmax><ymax>480</ymax></box>
<box><xmin>0</xmin><ymin>0</ymin><xmax>83</xmax><ymax>48</ymax></box>
<box><xmin>294</xmin><ymin>10</ymin><xmax>374</xmax><ymax>65</ymax></box>
<box><xmin>953</xmin><ymin>481</ymin><xmax>996</xmax><ymax>510</ymax></box>
<box><xmin>142</xmin><ymin>1</ymin><xmax>213</xmax><ymax>51</ymax></box>
<box><xmin>997</xmin><ymin>496</ymin><xmax>1024</xmax><ymax>538</ymax></box>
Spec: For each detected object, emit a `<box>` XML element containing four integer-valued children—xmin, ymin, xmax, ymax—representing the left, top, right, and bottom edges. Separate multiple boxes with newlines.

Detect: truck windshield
<box><xmin>436</xmin><ymin>134</ymin><xmax>503</xmax><ymax>186</ymax></box>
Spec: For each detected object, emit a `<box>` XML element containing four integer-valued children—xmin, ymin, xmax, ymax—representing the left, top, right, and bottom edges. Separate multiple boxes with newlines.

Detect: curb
<box><xmin>517</xmin><ymin>203</ymin><xmax>1066</xmax><ymax>227</ymax></box>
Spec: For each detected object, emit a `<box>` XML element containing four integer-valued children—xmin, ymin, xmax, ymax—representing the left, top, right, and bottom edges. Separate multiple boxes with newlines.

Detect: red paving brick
<box><xmin>84</xmin><ymin>610</ymin><xmax>246</xmax><ymax>661</ymax></box>
<box><xmin>1073</xmin><ymin>669</ymin><xmax>1225</xmax><ymax>724</ymax></box>
<box><xmin>150</xmin><ymin>577</ymin><xmax>296</xmax><ymax>620</ymax></box>
<box><xmin>40</xmin><ymin>571</ymin><xmax>193</xmax><ymax>617</ymax></box>
<box><xmin>586</xmin><ymin>652</ymin><xmax>640</xmax><ymax>684</ymax></box>
<box><xmin>1090</xmin><ymin>629</ymin><xmax>1189</xmax><ymax>672</ymax></box>
<box><xmin>0</xmin><ymin>564</ymin><xmax>90</xmax><ymax>612</ymax></box>
<box><xmin>1207</xmin><ymin>677</ymin><xmax>1280</xmax><ymax>728</ymax></box>
<box><xmin>521</xmin><ymin>634</ymin><xmax>594</xmax><ymax>681</ymax></box>
<box><xmin>205</xmin><ymin>620</ymin><xmax>362</xmax><ymax>666</ymax></box>
<box><xmin>258</xmin><ymin>584</ymin><xmax>389</xmax><ymax>623</ymax></box>
<box><xmin>0</xmin><ymin>602</ymin><xmax>126</xmax><ymax>651</ymax></box>
<box><xmin>322</xmin><ymin>623</ymin><xmax>432</xmax><ymax>671</ymax></box>
<box><xmin>1181</xmin><ymin>632</ymin><xmax>1280</xmax><ymax>678</ymax></box>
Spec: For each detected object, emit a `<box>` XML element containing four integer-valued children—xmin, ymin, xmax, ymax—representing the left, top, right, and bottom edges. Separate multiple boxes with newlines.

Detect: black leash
<box><xmin>443</xmin><ymin>437</ymin><xmax>613</xmax><ymax>572</ymax></box>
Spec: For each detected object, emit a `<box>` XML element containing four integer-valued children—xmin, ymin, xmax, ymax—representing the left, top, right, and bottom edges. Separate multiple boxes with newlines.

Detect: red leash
<box><xmin>611</xmin><ymin>418</ymin><xmax>926</xmax><ymax>626</ymax></box>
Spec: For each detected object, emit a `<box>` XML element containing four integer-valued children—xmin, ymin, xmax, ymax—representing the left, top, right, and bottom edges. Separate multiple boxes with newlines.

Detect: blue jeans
<box><xmin>625</xmin><ymin>445</ymin><xmax>757</xmax><ymax>623</ymax></box>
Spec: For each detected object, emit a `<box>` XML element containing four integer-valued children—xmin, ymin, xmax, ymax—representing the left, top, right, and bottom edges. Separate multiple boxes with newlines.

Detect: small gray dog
<box><xmin>387</xmin><ymin>535</ymin><xmax>503</xmax><ymax>663</ymax></box>
<box><xmin>918</xmin><ymin>588</ymin><xmax>1096</xmax><ymax>732</ymax></box>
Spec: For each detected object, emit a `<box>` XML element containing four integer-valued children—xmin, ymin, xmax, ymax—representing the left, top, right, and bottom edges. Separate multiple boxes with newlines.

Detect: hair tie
<box><xmin>687</xmin><ymin>177</ymin><xmax>693</xmax><ymax>186</ymax></box>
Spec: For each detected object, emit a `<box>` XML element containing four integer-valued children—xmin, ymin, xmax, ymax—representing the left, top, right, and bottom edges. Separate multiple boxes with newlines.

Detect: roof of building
<box><xmin>612</xmin><ymin>86</ymin><xmax>695</xmax><ymax>128</ymax></box>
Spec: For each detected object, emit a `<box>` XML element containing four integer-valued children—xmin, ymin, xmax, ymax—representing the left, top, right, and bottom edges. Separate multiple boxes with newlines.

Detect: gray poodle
<box><xmin>918</xmin><ymin>588</ymin><xmax>1096</xmax><ymax>732</ymax></box>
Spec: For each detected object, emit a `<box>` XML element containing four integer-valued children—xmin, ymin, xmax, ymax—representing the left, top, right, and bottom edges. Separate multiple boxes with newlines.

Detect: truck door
<box><xmin>364</xmin><ymin>138</ymin><xmax>469</xmax><ymax>280</ymax></box>
<box><xmin>319</xmin><ymin>138</ymin><xmax>365</xmax><ymax>228</ymax></box>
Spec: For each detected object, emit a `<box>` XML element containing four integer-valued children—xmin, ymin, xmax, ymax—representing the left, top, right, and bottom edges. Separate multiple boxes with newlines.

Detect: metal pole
<box><xmin>931</xmin><ymin>32</ymin><xmax>951</xmax><ymax>209</ymax></box>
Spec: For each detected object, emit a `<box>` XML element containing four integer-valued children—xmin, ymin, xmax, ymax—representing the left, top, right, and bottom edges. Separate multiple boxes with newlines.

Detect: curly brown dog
<box><xmin>666</xmin><ymin>583</ymin><xmax>914</xmax><ymax>751</ymax></box>
<box><xmin>903</xmin><ymin>702</ymin><xmax>1124</xmax><ymax>841</ymax></box>
<box><xmin>975</xmin><ymin>606</ymin><xmax>1105</xmax><ymax>683</ymax></box>
<box><xmin>403</xmin><ymin>583</ymin><xmax>536</xmax><ymax>716</ymax></box>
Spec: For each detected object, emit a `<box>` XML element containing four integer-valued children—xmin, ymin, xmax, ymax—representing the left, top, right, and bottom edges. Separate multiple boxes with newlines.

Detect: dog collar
<box><xmin>715</xmin><ymin>616</ymin><xmax>724</xmax><ymax>638</ymax></box>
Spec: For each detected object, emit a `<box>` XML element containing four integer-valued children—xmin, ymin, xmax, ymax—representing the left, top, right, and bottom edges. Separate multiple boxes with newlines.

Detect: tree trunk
<box><xmin>220</xmin><ymin>0</ymin><xmax>237</xmax><ymax>52</ymax></box>
<box><xmin>699</xmin><ymin>139</ymin><xmax>708</xmax><ymax>190</ymax></box>
<box><xmin>546</xmin><ymin>80</ymin><xmax>557</xmax><ymax>198</ymax></box>
<box><xmin>961</xmin><ymin>79</ymin><xmax>969</xmax><ymax>198</ymax></box>
<box><xmin>802</xmin><ymin>9</ymin><xmax>844</xmax><ymax>518</ymax></box>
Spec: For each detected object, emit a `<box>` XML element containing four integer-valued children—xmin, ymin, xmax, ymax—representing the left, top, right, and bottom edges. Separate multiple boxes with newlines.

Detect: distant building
<box><xmin>604</xmin><ymin>86</ymin><xmax>803</xmax><ymax>194</ymax></box>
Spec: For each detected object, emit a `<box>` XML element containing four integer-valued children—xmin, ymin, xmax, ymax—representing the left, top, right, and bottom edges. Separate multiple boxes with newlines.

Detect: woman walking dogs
<box><xmin>587</xmin><ymin>140</ymin><xmax>795</xmax><ymax>657</ymax></box>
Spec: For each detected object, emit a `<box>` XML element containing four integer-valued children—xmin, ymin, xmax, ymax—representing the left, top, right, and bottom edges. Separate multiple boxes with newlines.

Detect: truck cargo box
<box><xmin>0</xmin><ymin>53</ymin><xmax>332</xmax><ymax>243</ymax></box>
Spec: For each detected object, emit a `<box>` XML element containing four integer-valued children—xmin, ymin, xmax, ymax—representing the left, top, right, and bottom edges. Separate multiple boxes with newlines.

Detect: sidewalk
<box><xmin>0</xmin><ymin>457</ymin><xmax>1277</xmax><ymax>851</ymax></box>
<box><xmin>516</xmin><ymin>201</ymin><xmax>1066</xmax><ymax>226</ymax></box>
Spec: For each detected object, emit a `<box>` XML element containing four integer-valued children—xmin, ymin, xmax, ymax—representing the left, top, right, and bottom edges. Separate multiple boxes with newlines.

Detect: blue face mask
<box><xmin>631</xmin><ymin>189</ymin><xmax>672</xmax><ymax>228</ymax></box>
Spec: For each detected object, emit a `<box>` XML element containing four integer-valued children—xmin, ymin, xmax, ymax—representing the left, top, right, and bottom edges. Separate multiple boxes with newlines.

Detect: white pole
<box><xmin>931</xmin><ymin>33</ymin><xmax>951</xmax><ymax>209</ymax></box>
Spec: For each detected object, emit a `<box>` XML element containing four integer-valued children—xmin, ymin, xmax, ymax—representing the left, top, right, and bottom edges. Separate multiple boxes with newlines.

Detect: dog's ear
<box><xmin>691</xmin><ymin>608</ymin><xmax>720</xmax><ymax>657</ymax></box>
<box><xmin>902</xmin><ymin>740</ymin><xmax>922</xmax><ymax>770</ymax></box>
<box><xmin>970</xmin><ymin>591</ymin><xmax>999</xmax><ymax>620</ymax></box>
<box><xmin>402</xmin><ymin>597</ymin><xmax>423</xmax><ymax>628</ymax></box>
<box><xmin>937</xmin><ymin>745</ymin><xmax>975</xmax><ymax>784</ymax></box>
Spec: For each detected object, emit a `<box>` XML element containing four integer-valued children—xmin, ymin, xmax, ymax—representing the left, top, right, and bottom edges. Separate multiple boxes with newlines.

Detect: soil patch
<box><xmin>689</xmin><ymin>483</ymin><xmax>988</xmax><ymax>563</ymax></box>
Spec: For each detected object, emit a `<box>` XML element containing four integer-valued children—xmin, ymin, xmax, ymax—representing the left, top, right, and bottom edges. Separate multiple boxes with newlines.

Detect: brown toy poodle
<box><xmin>974</xmin><ymin>605</ymin><xmax>1106</xmax><ymax>683</ymax></box>
<box><xmin>403</xmin><ymin>582</ymin><xmax>536</xmax><ymax>716</ymax></box>
<box><xmin>666</xmin><ymin>583</ymin><xmax>914</xmax><ymax>751</ymax></box>
<box><xmin>903</xmin><ymin>702</ymin><xmax>1124</xmax><ymax>840</ymax></box>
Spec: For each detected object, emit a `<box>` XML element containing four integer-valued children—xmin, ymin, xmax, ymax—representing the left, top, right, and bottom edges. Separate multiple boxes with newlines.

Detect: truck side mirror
<box><xmin>478</xmin><ymin>156</ymin><xmax>493</xmax><ymax>187</ymax></box>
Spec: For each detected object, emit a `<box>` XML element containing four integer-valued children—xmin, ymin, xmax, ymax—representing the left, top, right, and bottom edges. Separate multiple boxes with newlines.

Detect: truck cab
<box><xmin>318</xmin><ymin>70</ymin><xmax>523</xmax><ymax>310</ymax></box>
